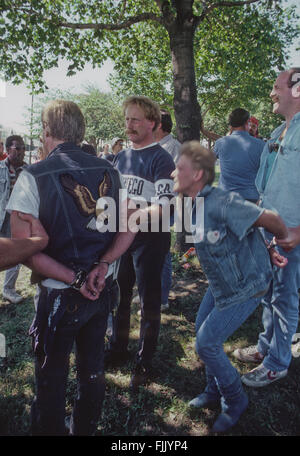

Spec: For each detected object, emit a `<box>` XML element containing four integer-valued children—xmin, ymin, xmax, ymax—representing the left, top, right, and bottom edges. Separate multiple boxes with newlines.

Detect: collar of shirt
<box><xmin>230</xmin><ymin>130</ymin><xmax>250</xmax><ymax>137</ymax></box>
<box><xmin>131</xmin><ymin>142</ymin><xmax>158</xmax><ymax>151</ymax></box>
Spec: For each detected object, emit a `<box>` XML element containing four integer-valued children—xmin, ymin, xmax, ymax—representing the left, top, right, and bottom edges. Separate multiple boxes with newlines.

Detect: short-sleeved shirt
<box><xmin>113</xmin><ymin>142</ymin><xmax>175</xmax><ymax>205</ymax></box>
<box><xmin>214</xmin><ymin>131</ymin><xmax>264</xmax><ymax>201</ymax></box>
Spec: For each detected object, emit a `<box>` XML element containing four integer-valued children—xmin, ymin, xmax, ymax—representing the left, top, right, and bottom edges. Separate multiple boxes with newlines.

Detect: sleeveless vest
<box><xmin>27</xmin><ymin>142</ymin><xmax>122</xmax><ymax>272</ymax></box>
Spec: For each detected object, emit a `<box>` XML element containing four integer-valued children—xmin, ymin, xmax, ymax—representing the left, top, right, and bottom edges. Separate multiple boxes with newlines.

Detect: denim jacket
<box><xmin>255</xmin><ymin>112</ymin><xmax>300</xmax><ymax>226</ymax></box>
<box><xmin>0</xmin><ymin>160</ymin><xmax>11</xmax><ymax>230</ymax></box>
<box><xmin>26</xmin><ymin>143</ymin><xmax>122</xmax><ymax>272</ymax></box>
<box><xmin>192</xmin><ymin>185</ymin><xmax>272</xmax><ymax>310</ymax></box>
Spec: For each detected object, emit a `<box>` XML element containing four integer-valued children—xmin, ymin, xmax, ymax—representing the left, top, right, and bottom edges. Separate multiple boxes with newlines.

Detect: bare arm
<box><xmin>253</xmin><ymin>209</ymin><xmax>288</xmax><ymax>240</ymax></box>
<box><xmin>254</xmin><ymin>209</ymin><xmax>300</xmax><ymax>252</ymax></box>
<box><xmin>10</xmin><ymin>211</ymin><xmax>75</xmax><ymax>282</ymax></box>
<box><xmin>0</xmin><ymin>236</ymin><xmax>47</xmax><ymax>271</ymax></box>
<box><xmin>275</xmin><ymin>226</ymin><xmax>300</xmax><ymax>252</ymax></box>
<box><xmin>10</xmin><ymin>211</ymin><xmax>97</xmax><ymax>300</ymax></box>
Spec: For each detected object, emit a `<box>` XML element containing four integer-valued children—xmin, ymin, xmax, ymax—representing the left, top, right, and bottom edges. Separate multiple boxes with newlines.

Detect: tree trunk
<box><xmin>168</xmin><ymin>20</ymin><xmax>201</xmax><ymax>143</ymax></box>
<box><xmin>166</xmin><ymin>12</ymin><xmax>201</xmax><ymax>252</ymax></box>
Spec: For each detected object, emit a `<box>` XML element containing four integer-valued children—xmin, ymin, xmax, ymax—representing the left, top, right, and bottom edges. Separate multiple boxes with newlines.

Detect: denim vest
<box><xmin>26</xmin><ymin>143</ymin><xmax>122</xmax><ymax>272</ymax></box>
<box><xmin>192</xmin><ymin>185</ymin><xmax>272</xmax><ymax>310</ymax></box>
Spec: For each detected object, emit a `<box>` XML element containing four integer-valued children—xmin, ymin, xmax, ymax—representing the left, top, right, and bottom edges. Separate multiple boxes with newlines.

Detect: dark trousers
<box><xmin>111</xmin><ymin>231</ymin><xmax>170</xmax><ymax>366</ymax></box>
<box><xmin>30</xmin><ymin>286</ymin><xmax>109</xmax><ymax>436</ymax></box>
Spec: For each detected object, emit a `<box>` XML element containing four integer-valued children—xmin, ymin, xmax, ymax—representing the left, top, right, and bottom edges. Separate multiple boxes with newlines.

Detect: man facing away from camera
<box><xmin>7</xmin><ymin>99</ymin><xmax>136</xmax><ymax>435</ymax></box>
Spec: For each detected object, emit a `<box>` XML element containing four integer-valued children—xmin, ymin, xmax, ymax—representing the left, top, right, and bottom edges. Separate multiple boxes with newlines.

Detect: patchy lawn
<box><xmin>0</xmin><ymin>254</ymin><xmax>300</xmax><ymax>436</ymax></box>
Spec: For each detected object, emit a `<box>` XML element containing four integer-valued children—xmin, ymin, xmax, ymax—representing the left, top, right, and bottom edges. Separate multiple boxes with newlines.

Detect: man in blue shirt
<box><xmin>234</xmin><ymin>67</ymin><xmax>300</xmax><ymax>388</ymax></box>
<box><xmin>214</xmin><ymin>108</ymin><xmax>265</xmax><ymax>202</ymax></box>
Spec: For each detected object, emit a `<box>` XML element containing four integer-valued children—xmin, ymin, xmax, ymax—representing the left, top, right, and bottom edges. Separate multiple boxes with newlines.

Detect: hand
<box><xmin>79</xmin><ymin>282</ymin><xmax>100</xmax><ymax>301</ymax></box>
<box><xmin>18</xmin><ymin>212</ymin><xmax>49</xmax><ymax>244</ymax></box>
<box><xmin>86</xmin><ymin>263</ymin><xmax>108</xmax><ymax>296</ymax></box>
<box><xmin>269</xmin><ymin>248</ymin><xmax>288</xmax><ymax>268</ymax></box>
<box><xmin>275</xmin><ymin>227</ymin><xmax>300</xmax><ymax>252</ymax></box>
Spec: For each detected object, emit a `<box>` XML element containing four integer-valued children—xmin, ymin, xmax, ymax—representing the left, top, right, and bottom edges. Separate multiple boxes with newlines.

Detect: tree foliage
<box><xmin>25</xmin><ymin>86</ymin><xmax>125</xmax><ymax>149</ymax></box>
<box><xmin>1</xmin><ymin>0</ymin><xmax>299</xmax><ymax>140</ymax></box>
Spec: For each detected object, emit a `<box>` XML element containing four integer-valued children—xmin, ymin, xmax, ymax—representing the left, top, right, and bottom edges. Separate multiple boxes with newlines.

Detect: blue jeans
<box><xmin>258</xmin><ymin>243</ymin><xmax>300</xmax><ymax>372</ymax></box>
<box><xmin>195</xmin><ymin>287</ymin><xmax>260</xmax><ymax>390</ymax></box>
<box><xmin>161</xmin><ymin>251</ymin><xmax>172</xmax><ymax>305</ymax></box>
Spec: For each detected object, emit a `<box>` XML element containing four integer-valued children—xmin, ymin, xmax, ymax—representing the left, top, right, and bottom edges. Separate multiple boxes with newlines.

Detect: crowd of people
<box><xmin>0</xmin><ymin>66</ymin><xmax>299</xmax><ymax>436</ymax></box>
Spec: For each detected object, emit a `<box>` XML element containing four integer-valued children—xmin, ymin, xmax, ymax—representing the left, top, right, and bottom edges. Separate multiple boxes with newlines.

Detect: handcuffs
<box><xmin>69</xmin><ymin>269</ymin><xmax>88</xmax><ymax>290</ymax></box>
<box><xmin>69</xmin><ymin>261</ymin><xmax>110</xmax><ymax>291</ymax></box>
<box><xmin>266</xmin><ymin>237</ymin><xmax>277</xmax><ymax>251</ymax></box>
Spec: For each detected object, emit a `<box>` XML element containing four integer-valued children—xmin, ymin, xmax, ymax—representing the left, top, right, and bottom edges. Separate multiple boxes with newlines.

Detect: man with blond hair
<box><xmin>106</xmin><ymin>95</ymin><xmax>175</xmax><ymax>390</ymax></box>
<box><xmin>172</xmin><ymin>140</ymin><xmax>290</xmax><ymax>432</ymax></box>
<box><xmin>7</xmin><ymin>99</ymin><xmax>136</xmax><ymax>435</ymax></box>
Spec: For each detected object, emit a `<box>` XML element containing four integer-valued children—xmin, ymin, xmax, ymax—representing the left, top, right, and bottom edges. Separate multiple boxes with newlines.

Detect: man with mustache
<box><xmin>234</xmin><ymin>68</ymin><xmax>300</xmax><ymax>387</ymax></box>
<box><xmin>106</xmin><ymin>96</ymin><xmax>175</xmax><ymax>390</ymax></box>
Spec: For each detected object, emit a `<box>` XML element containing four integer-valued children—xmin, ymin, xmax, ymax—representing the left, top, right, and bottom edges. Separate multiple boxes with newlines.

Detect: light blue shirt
<box><xmin>256</xmin><ymin>112</ymin><xmax>300</xmax><ymax>227</ymax></box>
<box><xmin>214</xmin><ymin>130</ymin><xmax>265</xmax><ymax>201</ymax></box>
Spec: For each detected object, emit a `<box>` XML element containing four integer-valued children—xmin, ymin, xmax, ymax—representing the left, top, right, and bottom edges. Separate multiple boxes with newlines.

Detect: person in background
<box><xmin>81</xmin><ymin>143</ymin><xmax>97</xmax><ymax>156</ymax></box>
<box><xmin>0</xmin><ymin>140</ymin><xmax>7</xmax><ymax>161</ymax></box>
<box><xmin>0</xmin><ymin>135</ymin><xmax>27</xmax><ymax>304</ymax></box>
<box><xmin>156</xmin><ymin>110</ymin><xmax>181</xmax><ymax>309</ymax></box>
<box><xmin>102</xmin><ymin>138</ymin><xmax>124</xmax><ymax>163</ymax></box>
<box><xmin>155</xmin><ymin>110</ymin><xmax>181</xmax><ymax>164</ymax></box>
<box><xmin>98</xmin><ymin>143</ymin><xmax>110</xmax><ymax>159</ymax></box>
<box><xmin>248</xmin><ymin>116</ymin><xmax>260</xmax><ymax>138</ymax></box>
<box><xmin>111</xmin><ymin>138</ymin><xmax>124</xmax><ymax>156</ymax></box>
<box><xmin>214</xmin><ymin>108</ymin><xmax>265</xmax><ymax>203</ymax></box>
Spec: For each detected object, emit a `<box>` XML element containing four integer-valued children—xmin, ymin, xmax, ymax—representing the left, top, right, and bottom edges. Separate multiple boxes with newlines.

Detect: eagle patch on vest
<box><xmin>60</xmin><ymin>172</ymin><xmax>111</xmax><ymax>231</ymax></box>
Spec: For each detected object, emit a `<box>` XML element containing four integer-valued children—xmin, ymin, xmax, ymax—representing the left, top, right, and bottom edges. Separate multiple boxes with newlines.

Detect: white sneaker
<box><xmin>241</xmin><ymin>363</ymin><xmax>287</xmax><ymax>387</ymax></box>
<box><xmin>2</xmin><ymin>289</ymin><xmax>23</xmax><ymax>304</ymax></box>
<box><xmin>291</xmin><ymin>341</ymin><xmax>300</xmax><ymax>358</ymax></box>
<box><xmin>233</xmin><ymin>345</ymin><xmax>264</xmax><ymax>363</ymax></box>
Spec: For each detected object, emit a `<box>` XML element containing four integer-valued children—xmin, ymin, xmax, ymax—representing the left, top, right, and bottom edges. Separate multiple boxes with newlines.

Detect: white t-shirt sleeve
<box><xmin>6</xmin><ymin>170</ymin><xmax>40</xmax><ymax>218</ymax></box>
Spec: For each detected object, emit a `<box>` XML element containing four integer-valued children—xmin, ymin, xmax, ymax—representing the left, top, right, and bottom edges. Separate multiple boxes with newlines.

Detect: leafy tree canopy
<box><xmin>25</xmin><ymin>86</ymin><xmax>125</xmax><ymax>149</ymax></box>
<box><xmin>1</xmin><ymin>0</ymin><xmax>299</xmax><ymax>140</ymax></box>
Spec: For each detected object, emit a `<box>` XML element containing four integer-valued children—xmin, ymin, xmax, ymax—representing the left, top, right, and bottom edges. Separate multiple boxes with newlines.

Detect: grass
<box><xmin>1</xmin><ymin>252</ymin><xmax>300</xmax><ymax>437</ymax></box>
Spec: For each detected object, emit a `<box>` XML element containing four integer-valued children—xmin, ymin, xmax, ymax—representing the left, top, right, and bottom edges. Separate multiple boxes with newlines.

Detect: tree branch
<box><xmin>200</xmin><ymin>120</ymin><xmax>222</xmax><ymax>141</ymax></box>
<box><xmin>59</xmin><ymin>12</ymin><xmax>162</xmax><ymax>30</ymax></box>
<box><xmin>196</xmin><ymin>0</ymin><xmax>262</xmax><ymax>24</ymax></box>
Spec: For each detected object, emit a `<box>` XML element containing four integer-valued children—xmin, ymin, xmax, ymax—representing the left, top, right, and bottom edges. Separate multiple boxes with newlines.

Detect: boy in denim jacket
<box><xmin>171</xmin><ymin>141</ymin><xmax>288</xmax><ymax>433</ymax></box>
